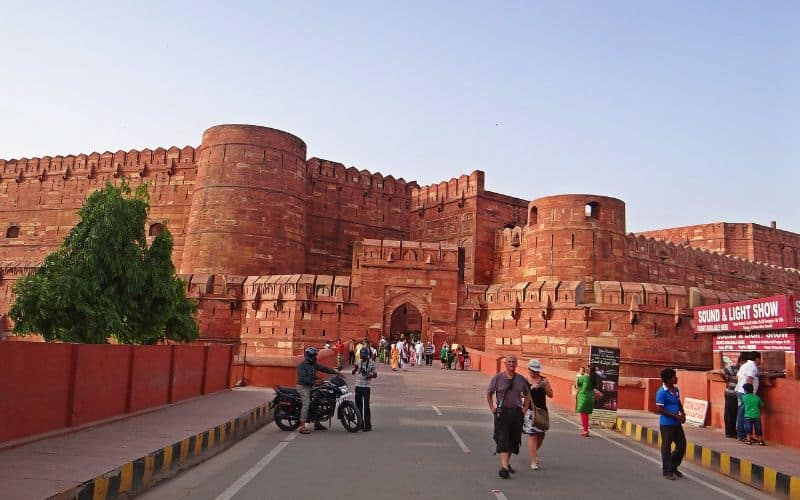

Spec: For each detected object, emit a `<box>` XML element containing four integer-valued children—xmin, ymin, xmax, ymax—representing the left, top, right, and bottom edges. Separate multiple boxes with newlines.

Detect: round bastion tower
<box><xmin>180</xmin><ymin>125</ymin><xmax>308</xmax><ymax>277</ymax></box>
<box><xmin>522</xmin><ymin>194</ymin><xmax>627</xmax><ymax>286</ymax></box>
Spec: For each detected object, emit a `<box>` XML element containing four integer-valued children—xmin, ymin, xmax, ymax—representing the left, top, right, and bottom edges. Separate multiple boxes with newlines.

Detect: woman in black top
<box><xmin>524</xmin><ymin>359</ymin><xmax>553</xmax><ymax>470</ymax></box>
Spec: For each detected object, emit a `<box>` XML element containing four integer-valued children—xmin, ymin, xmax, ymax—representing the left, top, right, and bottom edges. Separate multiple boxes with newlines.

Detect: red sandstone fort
<box><xmin>2</xmin><ymin>124</ymin><xmax>799</xmax><ymax>377</ymax></box>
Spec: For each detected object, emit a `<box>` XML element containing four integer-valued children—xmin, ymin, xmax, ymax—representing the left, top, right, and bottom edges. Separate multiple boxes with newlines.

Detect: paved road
<box><xmin>141</xmin><ymin>363</ymin><xmax>771</xmax><ymax>500</ymax></box>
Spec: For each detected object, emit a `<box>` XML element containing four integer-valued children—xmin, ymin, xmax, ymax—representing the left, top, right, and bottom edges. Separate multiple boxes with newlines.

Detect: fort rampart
<box><xmin>2</xmin><ymin>124</ymin><xmax>799</xmax><ymax>377</ymax></box>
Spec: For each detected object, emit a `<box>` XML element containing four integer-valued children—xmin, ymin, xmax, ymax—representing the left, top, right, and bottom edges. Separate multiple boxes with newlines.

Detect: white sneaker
<box><xmin>530</xmin><ymin>463</ymin><xmax>539</xmax><ymax>470</ymax></box>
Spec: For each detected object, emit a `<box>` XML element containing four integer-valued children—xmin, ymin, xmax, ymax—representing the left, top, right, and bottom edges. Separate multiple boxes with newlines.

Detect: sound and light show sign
<box><xmin>694</xmin><ymin>295</ymin><xmax>800</xmax><ymax>333</ymax></box>
<box><xmin>712</xmin><ymin>331</ymin><xmax>797</xmax><ymax>352</ymax></box>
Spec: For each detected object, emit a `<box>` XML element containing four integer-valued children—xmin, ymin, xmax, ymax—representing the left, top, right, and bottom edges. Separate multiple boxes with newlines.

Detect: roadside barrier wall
<box><xmin>243</xmin><ymin>348</ymin><xmax>338</xmax><ymax>388</ymax></box>
<box><xmin>532</xmin><ymin>362</ymin><xmax>800</xmax><ymax>449</ymax></box>
<box><xmin>0</xmin><ymin>342</ymin><xmax>234</xmax><ymax>444</ymax></box>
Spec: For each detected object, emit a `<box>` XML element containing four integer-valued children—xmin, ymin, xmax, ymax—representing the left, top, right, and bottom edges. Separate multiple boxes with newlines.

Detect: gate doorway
<box><xmin>389</xmin><ymin>302</ymin><xmax>422</xmax><ymax>343</ymax></box>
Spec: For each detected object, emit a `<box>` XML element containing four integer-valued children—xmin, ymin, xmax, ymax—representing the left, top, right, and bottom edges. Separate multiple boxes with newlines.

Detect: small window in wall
<box><xmin>529</xmin><ymin>206</ymin><xmax>538</xmax><ymax>225</ymax></box>
<box><xmin>585</xmin><ymin>202</ymin><xmax>599</xmax><ymax>219</ymax></box>
<box><xmin>149</xmin><ymin>223</ymin><xmax>164</xmax><ymax>237</ymax></box>
<box><xmin>5</xmin><ymin>226</ymin><xmax>19</xmax><ymax>238</ymax></box>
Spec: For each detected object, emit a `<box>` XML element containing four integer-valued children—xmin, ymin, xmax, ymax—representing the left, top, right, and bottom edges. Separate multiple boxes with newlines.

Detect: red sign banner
<box><xmin>712</xmin><ymin>331</ymin><xmax>796</xmax><ymax>352</ymax></box>
<box><xmin>694</xmin><ymin>295</ymin><xmax>800</xmax><ymax>333</ymax></box>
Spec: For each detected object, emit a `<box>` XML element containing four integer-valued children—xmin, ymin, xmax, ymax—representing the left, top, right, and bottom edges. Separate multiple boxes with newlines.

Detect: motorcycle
<box><xmin>269</xmin><ymin>374</ymin><xmax>362</xmax><ymax>433</ymax></box>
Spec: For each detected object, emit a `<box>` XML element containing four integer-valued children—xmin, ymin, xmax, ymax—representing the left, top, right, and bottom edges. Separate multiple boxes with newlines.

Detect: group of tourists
<box><xmin>439</xmin><ymin>341</ymin><xmax>470</xmax><ymax>370</ymax></box>
<box><xmin>363</xmin><ymin>336</ymin><xmax>472</xmax><ymax>371</ymax></box>
<box><xmin>486</xmin><ymin>355</ymin><xmax>554</xmax><ymax>478</ymax></box>
<box><xmin>722</xmin><ymin>351</ymin><xmax>765</xmax><ymax>445</ymax></box>
<box><xmin>486</xmin><ymin>356</ymin><xmax>616</xmax><ymax>479</ymax></box>
<box><xmin>656</xmin><ymin>351</ymin><xmax>765</xmax><ymax>481</ymax></box>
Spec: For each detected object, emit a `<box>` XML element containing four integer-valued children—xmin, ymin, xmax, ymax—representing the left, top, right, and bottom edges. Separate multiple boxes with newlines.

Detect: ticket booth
<box><xmin>693</xmin><ymin>294</ymin><xmax>800</xmax><ymax>379</ymax></box>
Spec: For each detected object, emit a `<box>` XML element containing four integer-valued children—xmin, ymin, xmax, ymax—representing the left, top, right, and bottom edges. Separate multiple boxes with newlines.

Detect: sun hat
<box><xmin>527</xmin><ymin>359</ymin><xmax>543</xmax><ymax>372</ymax></box>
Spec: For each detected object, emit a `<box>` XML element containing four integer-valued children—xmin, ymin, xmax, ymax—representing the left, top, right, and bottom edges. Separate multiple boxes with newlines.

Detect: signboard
<box><xmin>712</xmin><ymin>331</ymin><xmax>796</xmax><ymax>352</ymax></box>
<box><xmin>683</xmin><ymin>398</ymin><xmax>708</xmax><ymax>427</ymax></box>
<box><xmin>589</xmin><ymin>346</ymin><xmax>620</xmax><ymax>428</ymax></box>
<box><xmin>694</xmin><ymin>295</ymin><xmax>800</xmax><ymax>333</ymax></box>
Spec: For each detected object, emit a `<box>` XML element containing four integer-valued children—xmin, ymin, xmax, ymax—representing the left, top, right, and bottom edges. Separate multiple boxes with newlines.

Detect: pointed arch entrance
<box><xmin>389</xmin><ymin>303</ymin><xmax>422</xmax><ymax>342</ymax></box>
<box><xmin>383</xmin><ymin>293</ymin><xmax>431</xmax><ymax>343</ymax></box>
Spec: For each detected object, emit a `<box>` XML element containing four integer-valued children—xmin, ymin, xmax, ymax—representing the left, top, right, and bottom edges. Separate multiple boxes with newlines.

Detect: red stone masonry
<box><xmin>2</xmin><ymin>124</ymin><xmax>799</xmax><ymax>375</ymax></box>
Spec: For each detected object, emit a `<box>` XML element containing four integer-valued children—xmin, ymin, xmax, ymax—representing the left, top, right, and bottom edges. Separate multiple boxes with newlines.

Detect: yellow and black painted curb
<box><xmin>616</xmin><ymin>417</ymin><xmax>800</xmax><ymax>500</ymax></box>
<box><xmin>50</xmin><ymin>404</ymin><xmax>272</xmax><ymax>500</ymax></box>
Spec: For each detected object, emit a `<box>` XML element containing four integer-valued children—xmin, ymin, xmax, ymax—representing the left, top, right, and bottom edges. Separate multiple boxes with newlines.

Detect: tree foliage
<box><xmin>10</xmin><ymin>181</ymin><xmax>199</xmax><ymax>344</ymax></box>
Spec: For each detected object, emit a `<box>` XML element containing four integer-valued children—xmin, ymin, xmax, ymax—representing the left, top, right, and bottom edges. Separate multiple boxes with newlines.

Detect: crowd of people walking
<box><xmin>361</xmin><ymin>336</ymin><xmax>473</xmax><ymax>371</ymax></box>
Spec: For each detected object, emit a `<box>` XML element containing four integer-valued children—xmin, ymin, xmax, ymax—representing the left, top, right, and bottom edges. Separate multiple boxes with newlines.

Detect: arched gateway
<box><xmin>383</xmin><ymin>293</ymin><xmax>430</xmax><ymax>343</ymax></box>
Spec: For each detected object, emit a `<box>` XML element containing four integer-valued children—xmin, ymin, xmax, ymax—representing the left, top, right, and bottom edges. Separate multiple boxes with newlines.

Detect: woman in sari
<box><xmin>390</xmin><ymin>343</ymin><xmax>400</xmax><ymax>371</ymax></box>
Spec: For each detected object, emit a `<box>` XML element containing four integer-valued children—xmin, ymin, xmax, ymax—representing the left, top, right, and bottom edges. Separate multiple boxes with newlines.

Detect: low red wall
<box><xmin>244</xmin><ymin>349</ymin><xmax>338</xmax><ymax>389</ymax></box>
<box><xmin>0</xmin><ymin>343</ymin><xmax>74</xmax><ymax>442</ymax></box>
<box><xmin>684</xmin><ymin>371</ymin><xmax>800</xmax><ymax>449</ymax></box>
<box><xmin>72</xmin><ymin>344</ymin><xmax>131</xmax><ymax>426</ymax></box>
<box><xmin>0</xmin><ymin>342</ymin><xmax>234</xmax><ymax>445</ymax></box>
<box><xmin>536</xmin><ymin>364</ymin><xmax>800</xmax><ymax>449</ymax></box>
<box><xmin>468</xmin><ymin>349</ymin><xmax>503</xmax><ymax>376</ymax></box>
<box><xmin>130</xmin><ymin>346</ymin><xmax>172</xmax><ymax>412</ymax></box>
<box><xmin>172</xmin><ymin>345</ymin><xmax>206</xmax><ymax>402</ymax></box>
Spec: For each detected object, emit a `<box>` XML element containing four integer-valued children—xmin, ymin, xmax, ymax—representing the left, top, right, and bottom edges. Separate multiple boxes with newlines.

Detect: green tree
<box><xmin>10</xmin><ymin>181</ymin><xmax>199</xmax><ymax>344</ymax></box>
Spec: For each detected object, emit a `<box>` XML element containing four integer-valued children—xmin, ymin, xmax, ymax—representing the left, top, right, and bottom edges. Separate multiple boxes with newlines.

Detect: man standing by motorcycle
<box><xmin>297</xmin><ymin>347</ymin><xmax>339</xmax><ymax>434</ymax></box>
<box><xmin>352</xmin><ymin>345</ymin><xmax>378</xmax><ymax>431</ymax></box>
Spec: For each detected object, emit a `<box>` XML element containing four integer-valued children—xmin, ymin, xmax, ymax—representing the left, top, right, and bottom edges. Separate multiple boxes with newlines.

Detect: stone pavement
<box><xmin>0</xmin><ymin>387</ymin><xmax>273</xmax><ymax>500</ymax></box>
<box><xmin>3</xmin><ymin>360</ymin><xmax>799</xmax><ymax>499</ymax></box>
<box><xmin>614</xmin><ymin>409</ymin><xmax>800</xmax><ymax>498</ymax></box>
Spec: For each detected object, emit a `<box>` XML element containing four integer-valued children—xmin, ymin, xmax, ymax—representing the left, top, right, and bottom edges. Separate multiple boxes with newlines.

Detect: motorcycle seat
<box><xmin>276</xmin><ymin>386</ymin><xmax>299</xmax><ymax>396</ymax></box>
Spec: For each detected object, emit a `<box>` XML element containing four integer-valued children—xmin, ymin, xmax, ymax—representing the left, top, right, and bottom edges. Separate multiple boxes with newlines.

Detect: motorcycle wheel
<box><xmin>339</xmin><ymin>401</ymin><xmax>362</xmax><ymax>433</ymax></box>
<box><xmin>274</xmin><ymin>406</ymin><xmax>301</xmax><ymax>431</ymax></box>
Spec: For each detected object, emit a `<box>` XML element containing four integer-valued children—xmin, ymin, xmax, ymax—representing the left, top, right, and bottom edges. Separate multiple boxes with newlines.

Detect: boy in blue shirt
<box><xmin>742</xmin><ymin>383</ymin><xmax>765</xmax><ymax>445</ymax></box>
<box><xmin>655</xmin><ymin>368</ymin><xmax>686</xmax><ymax>480</ymax></box>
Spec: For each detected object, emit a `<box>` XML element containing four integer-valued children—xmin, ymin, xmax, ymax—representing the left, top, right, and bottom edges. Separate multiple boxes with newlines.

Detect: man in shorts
<box><xmin>487</xmin><ymin>355</ymin><xmax>530</xmax><ymax>479</ymax></box>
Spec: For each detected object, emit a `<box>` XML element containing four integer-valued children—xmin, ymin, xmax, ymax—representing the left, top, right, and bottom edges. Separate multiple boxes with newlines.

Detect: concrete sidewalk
<box><xmin>614</xmin><ymin>409</ymin><xmax>800</xmax><ymax>498</ymax></box>
<box><xmin>0</xmin><ymin>387</ymin><xmax>273</xmax><ymax>500</ymax></box>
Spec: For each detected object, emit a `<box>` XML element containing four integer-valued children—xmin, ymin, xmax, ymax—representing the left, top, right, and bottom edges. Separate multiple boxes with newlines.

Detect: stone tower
<box><xmin>180</xmin><ymin>125</ymin><xmax>308</xmax><ymax>277</ymax></box>
<box><xmin>522</xmin><ymin>194</ymin><xmax>627</xmax><ymax>285</ymax></box>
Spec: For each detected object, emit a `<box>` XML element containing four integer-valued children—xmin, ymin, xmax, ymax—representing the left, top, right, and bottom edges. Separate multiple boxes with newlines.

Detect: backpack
<box><xmin>359</xmin><ymin>346</ymin><xmax>372</xmax><ymax>359</ymax></box>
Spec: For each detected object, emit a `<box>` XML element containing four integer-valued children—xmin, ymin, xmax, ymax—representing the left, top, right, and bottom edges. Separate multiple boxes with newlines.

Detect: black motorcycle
<box><xmin>270</xmin><ymin>375</ymin><xmax>362</xmax><ymax>433</ymax></box>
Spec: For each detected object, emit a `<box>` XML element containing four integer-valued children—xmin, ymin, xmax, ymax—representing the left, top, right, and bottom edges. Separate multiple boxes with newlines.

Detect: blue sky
<box><xmin>1</xmin><ymin>1</ymin><xmax>797</xmax><ymax>232</ymax></box>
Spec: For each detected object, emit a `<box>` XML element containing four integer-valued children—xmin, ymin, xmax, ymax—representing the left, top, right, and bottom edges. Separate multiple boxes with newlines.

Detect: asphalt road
<box><xmin>141</xmin><ymin>362</ymin><xmax>772</xmax><ymax>500</ymax></box>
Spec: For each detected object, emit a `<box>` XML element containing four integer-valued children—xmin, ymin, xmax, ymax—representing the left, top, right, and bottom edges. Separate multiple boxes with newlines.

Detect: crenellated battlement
<box><xmin>241</xmin><ymin>274</ymin><xmax>351</xmax><ymax>303</ymax></box>
<box><xmin>410</xmin><ymin>170</ymin><xmax>484</xmax><ymax>209</ymax></box>
<box><xmin>625</xmin><ymin>233</ymin><xmax>800</xmax><ymax>290</ymax></box>
<box><xmin>0</xmin><ymin>146</ymin><xmax>197</xmax><ymax>183</ymax></box>
<box><xmin>0</xmin><ymin>261</ymin><xmax>37</xmax><ymax>278</ymax></box>
<box><xmin>307</xmin><ymin>158</ymin><xmax>416</xmax><ymax>196</ymax></box>
<box><xmin>358</xmin><ymin>239</ymin><xmax>459</xmax><ymax>268</ymax></box>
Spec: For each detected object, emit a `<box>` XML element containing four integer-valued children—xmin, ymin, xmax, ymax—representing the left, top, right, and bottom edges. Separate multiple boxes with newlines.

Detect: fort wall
<box><xmin>624</xmin><ymin>233</ymin><xmax>800</xmax><ymax>296</ymax></box>
<box><xmin>468</xmin><ymin>280</ymin><xmax>706</xmax><ymax>377</ymax></box>
<box><xmin>305</xmin><ymin>158</ymin><xmax>414</xmax><ymax>275</ymax></box>
<box><xmin>0</xmin><ymin>146</ymin><xmax>197</xmax><ymax>268</ymax></box>
<box><xmin>490</xmin><ymin>196</ymin><xmax>800</xmax><ymax>305</ymax></box>
<box><xmin>410</xmin><ymin>171</ymin><xmax>527</xmax><ymax>284</ymax></box>
<box><xmin>4</xmin><ymin>123</ymin><xmax>800</xmax><ymax>378</ymax></box>
<box><xmin>637</xmin><ymin>222</ymin><xmax>800</xmax><ymax>270</ymax></box>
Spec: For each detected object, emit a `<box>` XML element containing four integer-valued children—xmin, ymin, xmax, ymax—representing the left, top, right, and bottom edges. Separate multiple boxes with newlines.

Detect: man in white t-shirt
<box><xmin>415</xmin><ymin>341</ymin><xmax>424</xmax><ymax>366</ymax></box>
<box><xmin>734</xmin><ymin>351</ymin><xmax>761</xmax><ymax>441</ymax></box>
